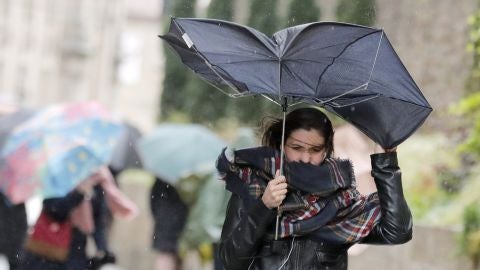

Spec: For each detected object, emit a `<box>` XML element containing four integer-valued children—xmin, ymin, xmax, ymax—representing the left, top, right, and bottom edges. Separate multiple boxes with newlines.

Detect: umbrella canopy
<box><xmin>0</xmin><ymin>102</ymin><xmax>123</xmax><ymax>204</ymax></box>
<box><xmin>160</xmin><ymin>17</ymin><xmax>432</xmax><ymax>149</ymax></box>
<box><xmin>109</xmin><ymin>122</ymin><xmax>143</xmax><ymax>172</ymax></box>
<box><xmin>0</xmin><ymin>108</ymin><xmax>36</xmax><ymax>150</ymax></box>
<box><xmin>137</xmin><ymin>123</ymin><xmax>226</xmax><ymax>184</ymax></box>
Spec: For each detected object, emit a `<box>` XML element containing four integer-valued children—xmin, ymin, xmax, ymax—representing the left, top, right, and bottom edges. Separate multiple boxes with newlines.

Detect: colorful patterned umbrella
<box><xmin>0</xmin><ymin>102</ymin><xmax>123</xmax><ymax>204</ymax></box>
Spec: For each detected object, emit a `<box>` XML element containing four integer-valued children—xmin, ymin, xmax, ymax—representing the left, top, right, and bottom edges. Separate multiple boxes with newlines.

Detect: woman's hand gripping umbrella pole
<box><xmin>260</xmin><ymin>98</ymin><xmax>289</xmax><ymax>240</ymax></box>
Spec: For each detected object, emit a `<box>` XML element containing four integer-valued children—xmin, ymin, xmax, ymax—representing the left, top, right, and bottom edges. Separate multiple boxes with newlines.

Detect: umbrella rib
<box><xmin>314</xmin><ymin>30</ymin><xmax>383</xmax><ymax>96</ymax></box>
<box><xmin>324</xmin><ymin>94</ymin><xmax>379</xmax><ymax>107</ymax></box>
<box><xmin>366</xmin><ymin>30</ymin><xmax>384</xmax><ymax>88</ymax></box>
<box><xmin>172</xmin><ymin>19</ymin><xmax>242</xmax><ymax>96</ymax></box>
<box><xmin>203</xmin><ymin>49</ymin><xmax>276</xmax><ymax>60</ymax></box>
<box><xmin>325</xmin><ymin>95</ymin><xmax>433</xmax><ymax>110</ymax></box>
<box><xmin>315</xmin><ymin>83</ymin><xmax>369</xmax><ymax>105</ymax></box>
<box><xmin>211</xmin><ymin>58</ymin><xmax>280</xmax><ymax>65</ymax></box>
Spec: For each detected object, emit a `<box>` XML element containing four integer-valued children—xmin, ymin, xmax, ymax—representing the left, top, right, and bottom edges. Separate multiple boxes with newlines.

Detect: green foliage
<box><xmin>451</xmin><ymin>90</ymin><xmax>480</xmax><ymax>158</ymax></box>
<box><xmin>207</xmin><ymin>0</ymin><xmax>233</xmax><ymax>19</ymax></box>
<box><xmin>451</xmin><ymin>8</ymin><xmax>480</xmax><ymax>159</ymax></box>
<box><xmin>285</xmin><ymin>0</ymin><xmax>321</xmax><ymax>27</ymax></box>
<box><xmin>396</xmin><ymin>133</ymin><xmax>460</xmax><ymax>223</ymax></box>
<box><xmin>228</xmin><ymin>0</ymin><xmax>281</xmax><ymax>124</ymax></box>
<box><xmin>184</xmin><ymin>0</ymin><xmax>234</xmax><ymax>124</ymax></box>
<box><xmin>248</xmin><ymin>0</ymin><xmax>279</xmax><ymax>36</ymax></box>
<box><xmin>336</xmin><ymin>0</ymin><xmax>376</xmax><ymax>26</ymax></box>
<box><xmin>161</xmin><ymin>0</ymin><xmax>240</xmax><ymax>125</ymax></box>
<box><xmin>160</xmin><ymin>0</ymin><xmax>195</xmax><ymax>121</ymax></box>
<box><xmin>459</xmin><ymin>202</ymin><xmax>480</xmax><ymax>269</ymax></box>
<box><xmin>466</xmin><ymin>9</ymin><xmax>480</xmax><ymax>93</ymax></box>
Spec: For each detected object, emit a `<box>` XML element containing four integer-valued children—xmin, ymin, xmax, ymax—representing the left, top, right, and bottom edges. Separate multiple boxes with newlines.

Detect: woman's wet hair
<box><xmin>261</xmin><ymin>107</ymin><xmax>334</xmax><ymax>157</ymax></box>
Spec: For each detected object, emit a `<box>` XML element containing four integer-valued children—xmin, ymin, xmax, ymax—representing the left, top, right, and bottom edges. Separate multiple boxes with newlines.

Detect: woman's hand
<box><xmin>89</xmin><ymin>166</ymin><xmax>115</xmax><ymax>184</ymax></box>
<box><xmin>75</xmin><ymin>166</ymin><xmax>112</xmax><ymax>198</ymax></box>
<box><xmin>75</xmin><ymin>177</ymin><xmax>95</xmax><ymax>199</ymax></box>
<box><xmin>262</xmin><ymin>170</ymin><xmax>288</xmax><ymax>209</ymax></box>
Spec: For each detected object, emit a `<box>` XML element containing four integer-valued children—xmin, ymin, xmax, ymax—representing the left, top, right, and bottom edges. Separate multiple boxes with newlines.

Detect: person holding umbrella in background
<box><xmin>0</xmin><ymin>102</ymin><xmax>137</xmax><ymax>270</ymax></box>
<box><xmin>216</xmin><ymin>107</ymin><xmax>413</xmax><ymax>270</ymax></box>
<box><xmin>149</xmin><ymin>176</ymin><xmax>188</xmax><ymax>270</ymax></box>
<box><xmin>19</xmin><ymin>166</ymin><xmax>137</xmax><ymax>270</ymax></box>
<box><xmin>0</xmin><ymin>108</ymin><xmax>35</xmax><ymax>270</ymax></box>
<box><xmin>138</xmin><ymin>123</ymin><xmax>226</xmax><ymax>270</ymax></box>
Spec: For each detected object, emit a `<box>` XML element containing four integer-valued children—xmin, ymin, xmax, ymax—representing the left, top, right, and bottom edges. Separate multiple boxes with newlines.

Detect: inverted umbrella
<box><xmin>0</xmin><ymin>102</ymin><xmax>123</xmax><ymax>204</ymax></box>
<box><xmin>137</xmin><ymin>123</ymin><xmax>226</xmax><ymax>185</ymax></box>
<box><xmin>160</xmin><ymin>18</ymin><xmax>432</xmax><ymax>152</ymax></box>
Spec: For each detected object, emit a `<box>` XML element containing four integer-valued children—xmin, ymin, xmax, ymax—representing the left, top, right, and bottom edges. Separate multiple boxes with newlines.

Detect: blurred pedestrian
<box><xmin>19</xmin><ymin>166</ymin><xmax>137</xmax><ymax>270</ymax></box>
<box><xmin>150</xmin><ymin>177</ymin><xmax>188</xmax><ymax>270</ymax></box>
<box><xmin>0</xmin><ymin>192</ymin><xmax>28</xmax><ymax>270</ymax></box>
<box><xmin>216</xmin><ymin>107</ymin><xmax>413</xmax><ymax>269</ymax></box>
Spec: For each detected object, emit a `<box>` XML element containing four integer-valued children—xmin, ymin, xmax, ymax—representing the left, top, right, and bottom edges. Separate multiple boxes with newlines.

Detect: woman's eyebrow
<box><xmin>289</xmin><ymin>136</ymin><xmax>324</xmax><ymax>147</ymax></box>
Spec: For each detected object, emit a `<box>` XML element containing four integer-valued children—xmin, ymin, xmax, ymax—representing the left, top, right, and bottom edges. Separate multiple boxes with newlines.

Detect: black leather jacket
<box><xmin>219</xmin><ymin>152</ymin><xmax>413</xmax><ymax>270</ymax></box>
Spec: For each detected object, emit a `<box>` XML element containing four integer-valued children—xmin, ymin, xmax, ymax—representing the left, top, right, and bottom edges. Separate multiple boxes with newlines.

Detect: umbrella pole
<box><xmin>275</xmin><ymin>97</ymin><xmax>288</xmax><ymax>241</ymax></box>
<box><xmin>279</xmin><ymin>97</ymin><xmax>288</xmax><ymax>175</ymax></box>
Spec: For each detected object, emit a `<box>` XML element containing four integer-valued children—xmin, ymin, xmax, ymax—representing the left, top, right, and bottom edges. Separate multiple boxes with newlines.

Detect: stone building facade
<box><xmin>0</xmin><ymin>0</ymin><xmax>124</xmax><ymax>108</ymax></box>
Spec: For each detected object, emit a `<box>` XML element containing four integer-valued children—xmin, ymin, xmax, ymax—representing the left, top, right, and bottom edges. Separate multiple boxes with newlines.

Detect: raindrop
<box><xmin>350</xmin><ymin>106</ymin><xmax>356</xmax><ymax>112</ymax></box>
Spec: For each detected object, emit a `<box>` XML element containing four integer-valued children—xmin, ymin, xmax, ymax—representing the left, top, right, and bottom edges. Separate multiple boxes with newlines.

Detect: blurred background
<box><xmin>1</xmin><ymin>0</ymin><xmax>480</xmax><ymax>269</ymax></box>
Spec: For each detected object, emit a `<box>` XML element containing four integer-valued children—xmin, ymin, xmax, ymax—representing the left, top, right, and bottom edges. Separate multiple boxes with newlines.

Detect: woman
<box><xmin>216</xmin><ymin>107</ymin><xmax>412</xmax><ymax>270</ymax></box>
<box><xmin>20</xmin><ymin>167</ymin><xmax>137</xmax><ymax>270</ymax></box>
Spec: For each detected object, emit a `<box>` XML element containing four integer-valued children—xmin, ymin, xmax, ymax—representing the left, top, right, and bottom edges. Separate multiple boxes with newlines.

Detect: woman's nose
<box><xmin>300</xmin><ymin>152</ymin><xmax>311</xmax><ymax>163</ymax></box>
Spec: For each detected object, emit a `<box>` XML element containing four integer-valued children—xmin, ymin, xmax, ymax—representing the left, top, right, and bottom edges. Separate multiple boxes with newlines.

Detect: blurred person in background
<box><xmin>216</xmin><ymin>107</ymin><xmax>413</xmax><ymax>270</ymax></box>
<box><xmin>19</xmin><ymin>166</ymin><xmax>137</xmax><ymax>270</ymax></box>
<box><xmin>150</xmin><ymin>177</ymin><xmax>188</xmax><ymax>270</ymax></box>
<box><xmin>0</xmin><ymin>192</ymin><xmax>28</xmax><ymax>270</ymax></box>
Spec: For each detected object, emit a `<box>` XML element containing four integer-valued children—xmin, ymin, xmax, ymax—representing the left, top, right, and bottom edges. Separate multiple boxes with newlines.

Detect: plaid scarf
<box><xmin>216</xmin><ymin>146</ymin><xmax>382</xmax><ymax>245</ymax></box>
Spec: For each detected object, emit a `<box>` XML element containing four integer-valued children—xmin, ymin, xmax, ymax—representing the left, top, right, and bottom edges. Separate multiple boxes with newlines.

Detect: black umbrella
<box><xmin>159</xmin><ymin>17</ymin><xmax>432</xmax><ymax>151</ymax></box>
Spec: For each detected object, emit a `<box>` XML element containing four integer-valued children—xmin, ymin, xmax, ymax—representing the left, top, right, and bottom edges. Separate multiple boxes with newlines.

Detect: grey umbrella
<box><xmin>109</xmin><ymin>122</ymin><xmax>143</xmax><ymax>172</ymax></box>
<box><xmin>159</xmin><ymin>17</ymin><xmax>432</xmax><ymax>152</ymax></box>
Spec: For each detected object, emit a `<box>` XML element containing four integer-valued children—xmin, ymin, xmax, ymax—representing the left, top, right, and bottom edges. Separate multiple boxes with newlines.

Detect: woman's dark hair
<box><xmin>261</xmin><ymin>107</ymin><xmax>334</xmax><ymax>157</ymax></box>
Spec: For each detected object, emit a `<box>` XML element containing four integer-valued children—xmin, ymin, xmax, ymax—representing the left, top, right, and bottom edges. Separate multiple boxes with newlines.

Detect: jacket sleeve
<box><xmin>43</xmin><ymin>190</ymin><xmax>85</xmax><ymax>222</ymax></box>
<box><xmin>92</xmin><ymin>185</ymin><xmax>109</xmax><ymax>252</ymax></box>
<box><xmin>361</xmin><ymin>152</ymin><xmax>413</xmax><ymax>244</ymax></box>
<box><xmin>219</xmin><ymin>194</ymin><xmax>276</xmax><ymax>270</ymax></box>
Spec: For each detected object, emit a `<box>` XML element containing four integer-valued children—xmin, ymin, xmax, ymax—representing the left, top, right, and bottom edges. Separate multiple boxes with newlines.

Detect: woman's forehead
<box><xmin>287</xmin><ymin>129</ymin><xmax>325</xmax><ymax>146</ymax></box>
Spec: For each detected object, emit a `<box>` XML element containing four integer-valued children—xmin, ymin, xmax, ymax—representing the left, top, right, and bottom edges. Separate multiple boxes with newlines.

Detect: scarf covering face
<box><xmin>216</xmin><ymin>146</ymin><xmax>382</xmax><ymax>245</ymax></box>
